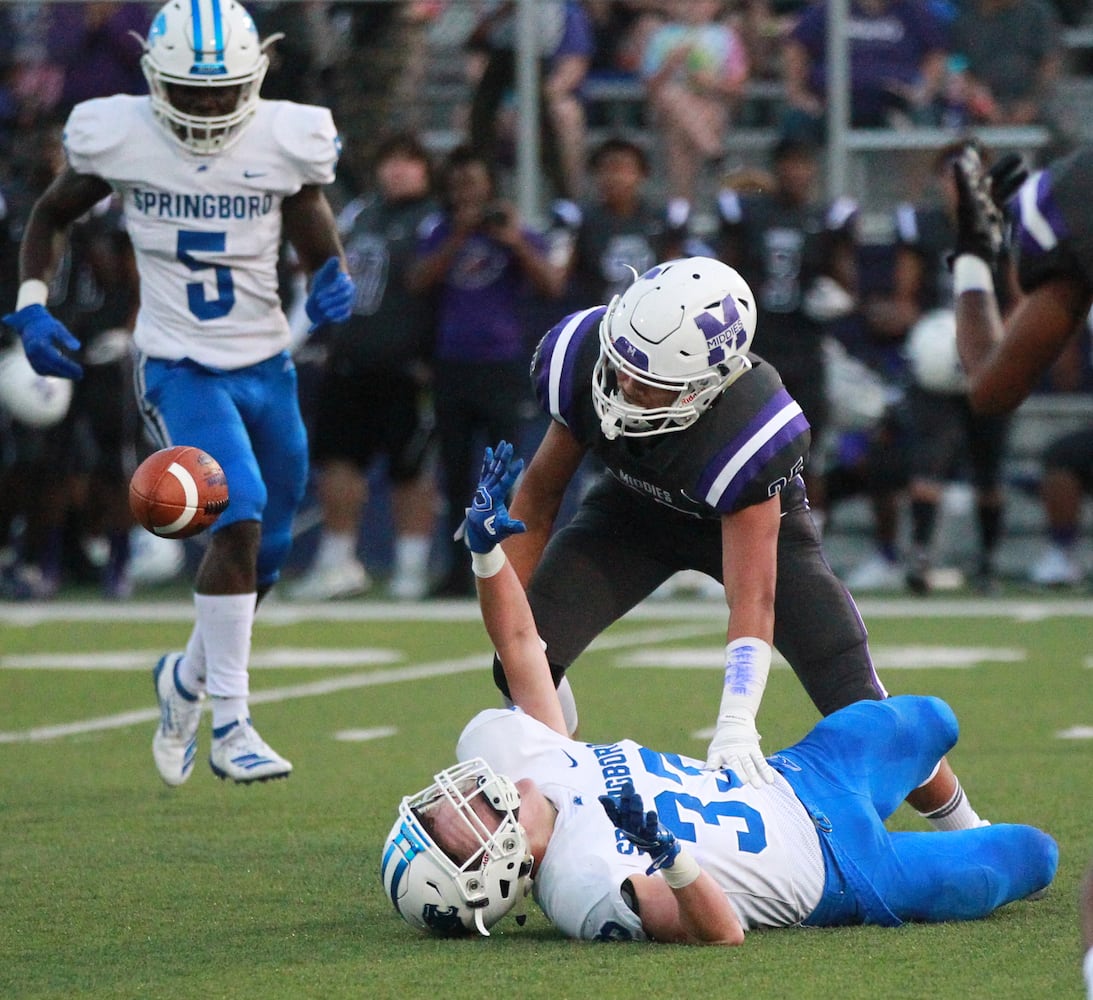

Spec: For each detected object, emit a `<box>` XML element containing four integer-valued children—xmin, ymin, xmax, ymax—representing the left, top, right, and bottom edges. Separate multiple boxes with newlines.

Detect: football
<box><xmin>129</xmin><ymin>446</ymin><xmax>230</xmax><ymax>539</ymax></box>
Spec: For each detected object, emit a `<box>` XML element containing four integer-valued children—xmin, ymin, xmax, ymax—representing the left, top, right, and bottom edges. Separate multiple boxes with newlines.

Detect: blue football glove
<box><xmin>463</xmin><ymin>440</ymin><xmax>527</xmax><ymax>554</ymax></box>
<box><xmin>3</xmin><ymin>304</ymin><xmax>83</xmax><ymax>380</ymax></box>
<box><xmin>599</xmin><ymin>779</ymin><xmax>681</xmax><ymax>875</ymax></box>
<box><xmin>305</xmin><ymin>256</ymin><xmax>355</xmax><ymax>330</ymax></box>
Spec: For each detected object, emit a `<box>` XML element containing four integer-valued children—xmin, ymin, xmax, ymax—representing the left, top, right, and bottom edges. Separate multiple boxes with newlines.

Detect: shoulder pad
<box><xmin>269</xmin><ymin>101</ymin><xmax>341</xmax><ymax>185</ymax></box>
<box><xmin>63</xmin><ymin>96</ymin><xmax>140</xmax><ymax>174</ymax></box>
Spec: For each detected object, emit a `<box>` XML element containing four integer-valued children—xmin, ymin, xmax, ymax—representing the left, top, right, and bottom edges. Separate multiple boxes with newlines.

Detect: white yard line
<box><xmin>2</xmin><ymin>596</ymin><xmax>1093</xmax><ymax>627</ymax></box>
<box><xmin>0</xmin><ymin>625</ymin><xmax>716</xmax><ymax>744</ymax></box>
<box><xmin>0</xmin><ymin>648</ymin><xmax>402</xmax><ymax>670</ymax></box>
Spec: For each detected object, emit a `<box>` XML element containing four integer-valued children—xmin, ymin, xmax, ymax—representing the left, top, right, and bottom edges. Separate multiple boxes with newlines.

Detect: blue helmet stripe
<box><xmin>209</xmin><ymin>0</ymin><xmax>225</xmax><ymax>58</ymax></box>
<box><xmin>190</xmin><ymin>0</ymin><xmax>203</xmax><ymax>54</ymax></box>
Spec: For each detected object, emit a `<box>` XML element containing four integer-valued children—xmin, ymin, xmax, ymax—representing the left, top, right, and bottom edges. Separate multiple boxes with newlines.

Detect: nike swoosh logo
<box><xmin>561</xmin><ymin>750</ymin><xmax>579</xmax><ymax>768</ymax></box>
<box><xmin>243</xmin><ymin>170</ymin><xmax>266</xmax><ymax>178</ymax></box>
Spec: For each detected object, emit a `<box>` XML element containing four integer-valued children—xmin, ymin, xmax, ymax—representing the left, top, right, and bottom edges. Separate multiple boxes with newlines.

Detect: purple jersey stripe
<box><xmin>697</xmin><ymin>389</ymin><xmax>809</xmax><ymax>511</ymax></box>
<box><xmin>534</xmin><ymin>307</ymin><xmax>603</xmax><ymax>422</ymax></box>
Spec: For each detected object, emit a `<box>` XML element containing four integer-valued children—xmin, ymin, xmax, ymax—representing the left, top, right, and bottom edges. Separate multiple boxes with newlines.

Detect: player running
<box><xmin>4</xmin><ymin>0</ymin><xmax>355</xmax><ymax>786</ymax></box>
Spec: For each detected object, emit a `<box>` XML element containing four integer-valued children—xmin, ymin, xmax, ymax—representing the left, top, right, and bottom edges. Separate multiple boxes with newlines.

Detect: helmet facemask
<box><xmin>381</xmin><ymin>759</ymin><xmax>534</xmax><ymax>937</ymax></box>
<box><xmin>138</xmin><ymin>0</ymin><xmax>278</xmax><ymax>154</ymax></box>
<box><xmin>592</xmin><ymin>259</ymin><xmax>757</xmax><ymax>440</ymax></box>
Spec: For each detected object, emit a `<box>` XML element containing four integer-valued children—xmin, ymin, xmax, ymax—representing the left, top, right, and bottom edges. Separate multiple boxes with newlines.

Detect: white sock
<box><xmin>558</xmin><ymin>676</ymin><xmax>579</xmax><ymax>736</ymax></box>
<box><xmin>315</xmin><ymin>531</ymin><xmax>356</xmax><ymax>570</ymax></box>
<box><xmin>180</xmin><ymin>622</ymin><xmax>205</xmax><ymax>690</ymax></box>
<box><xmin>194</xmin><ymin>592</ymin><xmax>256</xmax><ymax>727</ymax></box>
<box><xmin>919</xmin><ymin>779</ymin><xmax>988</xmax><ymax>831</ymax></box>
<box><xmin>394</xmin><ymin>534</ymin><xmax>430</xmax><ymax>578</ymax></box>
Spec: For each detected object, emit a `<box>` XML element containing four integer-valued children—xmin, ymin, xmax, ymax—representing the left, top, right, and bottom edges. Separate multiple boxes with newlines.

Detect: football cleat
<box><xmin>210</xmin><ymin>718</ymin><xmax>292</xmax><ymax>783</ymax></box>
<box><xmin>1028</xmin><ymin>545</ymin><xmax>1083</xmax><ymax>587</ymax></box>
<box><xmin>287</xmin><ymin>559</ymin><xmax>371</xmax><ymax>601</ymax></box>
<box><xmin>844</xmin><ymin>552</ymin><xmax>905</xmax><ymax>592</ymax></box>
<box><xmin>153</xmin><ymin>652</ymin><xmax>205</xmax><ymax>787</ymax></box>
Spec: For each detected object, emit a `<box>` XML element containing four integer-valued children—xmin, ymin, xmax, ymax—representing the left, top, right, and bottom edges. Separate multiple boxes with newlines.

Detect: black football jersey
<box><xmin>1011</xmin><ymin>146</ymin><xmax>1093</xmax><ymax>294</ymax></box>
<box><xmin>530</xmin><ymin>307</ymin><xmax>811</xmax><ymax>519</ymax></box>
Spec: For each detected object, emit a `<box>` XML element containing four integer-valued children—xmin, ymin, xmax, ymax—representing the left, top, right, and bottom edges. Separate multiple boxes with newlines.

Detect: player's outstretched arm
<box><xmin>503</xmin><ymin>419</ymin><xmax>585</xmax><ymax>586</ymax></box>
<box><xmin>600</xmin><ymin>780</ymin><xmax>744</xmax><ymax>945</ymax></box>
<box><xmin>466</xmin><ymin>441</ymin><xmax>568</xmax><ymax>735</ymax></box>
<box><xmin>3</xmin><ymin>168</ymin><xmax>112</xmax><ymax>380</ymax></box>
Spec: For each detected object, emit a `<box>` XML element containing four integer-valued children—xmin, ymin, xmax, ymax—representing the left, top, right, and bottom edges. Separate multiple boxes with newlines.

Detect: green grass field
<box><xmin>1</xmin><ymin>594</ymin><xmax>1090</xmax><ymax>999</ymax></box>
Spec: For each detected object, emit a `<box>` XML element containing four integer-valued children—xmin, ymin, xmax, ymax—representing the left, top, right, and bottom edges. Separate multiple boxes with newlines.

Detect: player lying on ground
<box><xmin>381</xmin><ymin>442</ymin><xmax>1057</xmax><ymax>942</ymax></box>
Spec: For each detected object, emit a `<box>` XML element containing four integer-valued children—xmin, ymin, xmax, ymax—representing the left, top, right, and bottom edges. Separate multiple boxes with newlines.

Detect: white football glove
<box><xmin>706</xmin><ymin>712</ymin><xmax>775</xmax><ymax>787</ymax></box>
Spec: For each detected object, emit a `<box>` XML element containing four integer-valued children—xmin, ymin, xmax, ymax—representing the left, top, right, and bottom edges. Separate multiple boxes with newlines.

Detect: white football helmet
<box><xmin>905</xmin><ymin>308</ymin><xmax>967</xmax><ymax>394</ymax></box>
<box><xmin>0</xmin><ymin>344</ymin><xmax>74</xmax><ymax>429</ymax></box>
<box><xmin>140</xmin><ymin>0</ymin><xmax>273</xmax><ymax>154</ymax></box>
<box><xmin>592</xmin><ymin>258</ymin><xmax>757</xmax><ymax>439</ymax></box>
<box><xmin>381</xmin><ymin>759</ymin><xmax>533</xmax><ymax>937</ymax></box>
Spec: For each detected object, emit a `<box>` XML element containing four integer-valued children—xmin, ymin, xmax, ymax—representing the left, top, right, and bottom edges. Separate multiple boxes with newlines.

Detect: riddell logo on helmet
<box><xmin>694</xmin><ymin>296</ymin><xmax>745</xmax><ymax>364</ymax></box>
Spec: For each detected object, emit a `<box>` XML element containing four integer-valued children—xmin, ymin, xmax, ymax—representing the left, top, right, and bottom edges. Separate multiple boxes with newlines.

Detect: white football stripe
<box><xmin>0</xmin><ymin>647</ymin><xmax>402</xmax><ymax>670</ymax></box>
<box><xmin>154</xmin><ymin>462</ymin><xmax>199</xmax><ymax>535</ymax></box>
<box><xmin>617</xmin><ymin>646</ymin><xmax>1026</xmax><ymax>669</ymax></box>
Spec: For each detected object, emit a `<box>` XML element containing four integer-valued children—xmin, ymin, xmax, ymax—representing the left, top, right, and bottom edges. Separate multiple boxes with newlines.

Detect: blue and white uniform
<box><xmin>63</xmin><ymin>94</ymin><xmax>340</xmax><ymax>583</ymax></box>
<box><xmin>457</xmin><ymin>697</ymin><xmax>1057</xmax><ymax>940</ymax></box>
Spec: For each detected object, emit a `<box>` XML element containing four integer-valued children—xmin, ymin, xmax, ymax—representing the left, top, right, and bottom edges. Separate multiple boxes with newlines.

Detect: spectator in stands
<box><xmin>716</xmin><ymin>136</ymin><xmax>859</xmax><ymax>522</ymax></box>
<box><xmin>553</xmin><ymin>135</ymin><xmax>689</xmax><ymax>307</ymax></box>
<box><xmin>1026</xmin><ymin>425</ymin><xmax>1092</xmax><ymax>586</ymax></box>
<box><xmin>289</xmin><ymin>133</ymin><xmax>440</xmax><ymax>603</ymax></box>
<box><xmin>406</xmin><ymin>145</ymin><xmax>565</xmax><ymax>598</ymax></box>
<box><xmin>467</xmin><ymin>1</ymin><xmax>595</xmax><ymax>199</ymax></box>
<box><xmin>640</xmin><ymin>0</ymin><xmax>750</xmax><ymax>202</ymax></box>
<box><xmin>781</xmin><ymin>0</ymin><xmax>947</xmax><ymax>142</ymax></box>
<box><xmin>893</xmin><ymin>143</ymin><xmax>1019</xmax><ymax>594</ymax></box>
<box><xmin>47</xmin><ymin>2</ymin><xmax>149</xmax><ymax>116</ymax></box>
<box><xmin>949</xmin><ymin>0</ymin><xmax>1061</xmax><ymax>127</ymax></box>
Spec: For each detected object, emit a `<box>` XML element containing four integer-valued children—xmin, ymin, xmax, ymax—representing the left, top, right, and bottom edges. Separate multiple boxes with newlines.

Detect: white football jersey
<box><xmin>456</xmin><ymin>708</ymin><xmax>825</xmax><ymax>941</ymax></box>
<box><xmin>63</xmin><ymin>95</ymin><xmax>339</xmax><ymax>369</ymax></box>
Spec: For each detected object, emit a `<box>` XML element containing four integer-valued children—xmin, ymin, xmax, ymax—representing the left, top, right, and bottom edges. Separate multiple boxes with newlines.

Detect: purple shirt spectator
<box><xmin>417</xmin><ymin>217</ymin><xmax>550</xmax><ymax>364</ymax></box>
<box><xmin>790</xmin><ymin>0</ymin><xmax>947</xmax><ymax>125</ymax></box>
<box><xmin>48</xmin><ymin>2</ymin><xmax>150</xmax><ymax>113</ymax></box>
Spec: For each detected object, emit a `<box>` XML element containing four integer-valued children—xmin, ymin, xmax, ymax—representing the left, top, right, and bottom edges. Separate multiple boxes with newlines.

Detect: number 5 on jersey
<box><xmin>178</xmin><ymin>230</ymin><xmax>235</xmax><ymax>320</ymax></box>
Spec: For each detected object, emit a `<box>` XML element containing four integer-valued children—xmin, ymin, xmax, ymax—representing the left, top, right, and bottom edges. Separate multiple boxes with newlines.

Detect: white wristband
<box><xmin>718</xmin><ymin>637</ymin><xmax>772</xmax><ymax>722</ymax></box>
<box><xmin>471</xmin><ymin>547</ymin><xmax>506</xmax><ymax>578</ymax></box>
<box><xmin>16</xmin><ymin>279</ymin><xmax>49</xmax><ymax>311</ymax></box>
<box><xmin>1083</xmin><ymin>946</ymin><xmax>1093</xmax><ymax>1000</ymax></box>
<box><xmin>662</xmin><ymin>849</ymin><xmax>701</xmax><ymax>890</ymax></box>
<box><xmin>952</xmin><ymin>255</ymin><xmax>995</xmax><ymax>296</ymax></box>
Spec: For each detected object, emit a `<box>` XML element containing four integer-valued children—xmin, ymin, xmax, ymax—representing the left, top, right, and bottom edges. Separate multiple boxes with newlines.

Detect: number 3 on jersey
<box><xmin>177</xmin><ymin>230</ymin><xmax>235</xmax><ymax>320</ymax></box>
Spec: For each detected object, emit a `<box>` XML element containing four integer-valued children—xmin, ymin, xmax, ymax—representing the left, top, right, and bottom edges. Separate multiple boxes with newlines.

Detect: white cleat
<box><xmin>287</xmin><ymin>559</ymin><xmax>371</xmax><ymax>601</ymax></box>
<box><xmin>843</xmin><ymin>553</ymin><xmax>904</xmax><ymax>591</ymax></box>
<box><xmin>209</xmin><ymin>718</ymin><xmax>293</xmax><ymax>783</ymax></box>
<box><xmin>152</xmin><ymin>652</ymin><xmax>205</xmax><ymax>787</ymax></box>
<box><xmin>1028</xmin><ymin>545</ymin><xmax>1083</xmax><ymax>587</ymax></box>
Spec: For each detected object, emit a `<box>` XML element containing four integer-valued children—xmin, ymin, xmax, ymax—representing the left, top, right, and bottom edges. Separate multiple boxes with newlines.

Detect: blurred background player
<box><xmin>289</xmin><ymin>132</ymin><xmax>439</xmax><ymax>602</ymax></box>
<box><xmin>895</xmin><ymin>143</ymin><xmax>1019</xmax><ymax>594</ymax></box>
<box><xmin>716</xmin><ymin>136</ymin><xmax>859</xmax><ymax>521</ymax></box>
<box><xmin>4</xmin><ymin>0</ymin><xmax>355</xmax><ymax>786</ymax></box>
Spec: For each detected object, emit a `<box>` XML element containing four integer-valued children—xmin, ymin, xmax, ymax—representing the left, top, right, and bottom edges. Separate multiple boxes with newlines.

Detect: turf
<box><xmin>1</xmin><ymin>595</ymin><xmax>1090</xmax><ymax>999</ymax></box>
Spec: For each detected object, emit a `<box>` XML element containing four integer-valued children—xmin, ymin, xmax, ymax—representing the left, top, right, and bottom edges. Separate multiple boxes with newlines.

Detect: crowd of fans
<box><xmin>1</xmin><ymin>0</ymin><xmax>1091</xmax><ymax>601</ymax></box>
